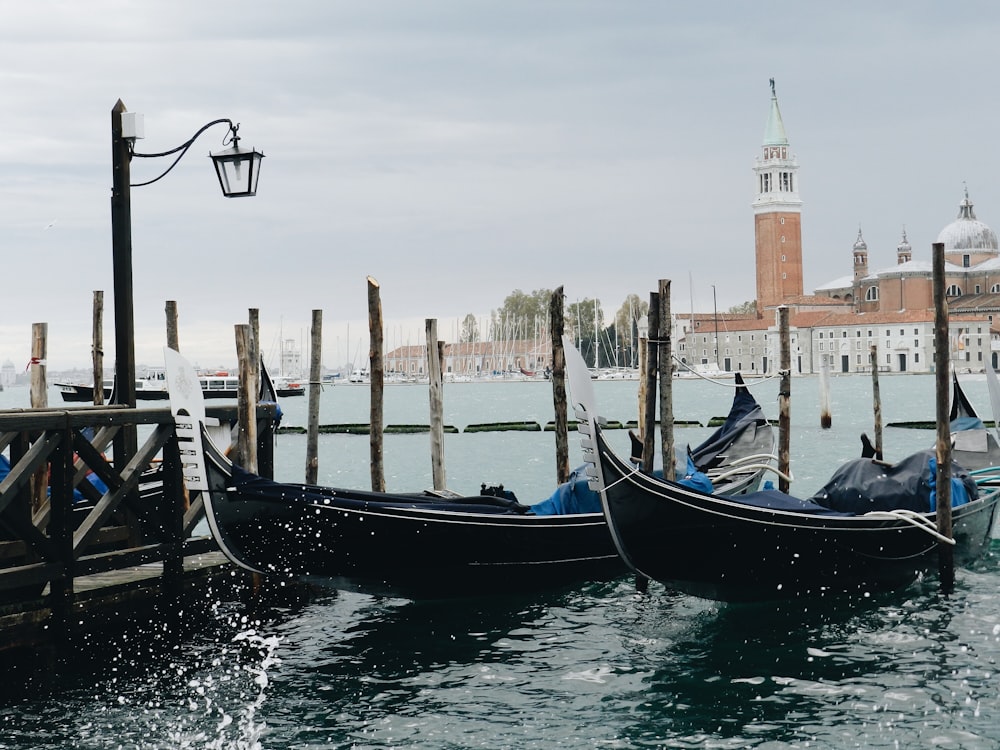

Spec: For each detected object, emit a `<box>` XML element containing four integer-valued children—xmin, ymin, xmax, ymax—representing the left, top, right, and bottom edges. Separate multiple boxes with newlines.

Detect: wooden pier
<box><xmin>0</xmin><ymin>401</ymin><xmax>278</xmax><ymax>690</ymax></box>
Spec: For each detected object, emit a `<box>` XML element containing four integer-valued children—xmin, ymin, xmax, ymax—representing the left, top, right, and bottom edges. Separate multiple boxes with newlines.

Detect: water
<box><xmin>2</xmin><ymin>373</ymin><xmax>1000</xmax><ymax>748</ymax></box>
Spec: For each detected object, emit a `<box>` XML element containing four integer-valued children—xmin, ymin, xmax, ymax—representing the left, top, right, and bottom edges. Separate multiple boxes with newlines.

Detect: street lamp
<box><xmin>110</xmin><ymin>99</ymin><xmax>263</xmax><ymax>463</ymax></box>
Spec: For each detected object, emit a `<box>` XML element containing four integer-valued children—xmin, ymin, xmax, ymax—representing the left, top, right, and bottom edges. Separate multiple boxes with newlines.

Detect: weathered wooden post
<box><xmin>777</xmin><ymin>306</ymin><xmax>791</xmax><ymax>493</ymax></box>
<box><xmin>165</xmin><ymin>300</ymin><xmax>179</xmax><ymax>352</ymax></box>
<box><xmin>819</xmin><ymin>357</ymin><xmax>832</xmax><ymax>428</ymax></box>
<box><xmin>368</xmin><ymin>276</ymin><xmax>385</xmax><ymax>492</ymax></box>
<box><xmin>248</xmin><ymin>308</ymin><xmax>260</xmax><ymax>403</ymax></box>
<box><xmin>641</xmin><ymin>292</ymin><xmax>659</xmax><ymax>473</ymax></box>
<box><xmin>658</xmin><ymin>280</ymin><xmax>674</xmax><ymax>482</ymax></box>
<box><xmin>235</xmin><ymin>324</ymin><xmax>258</xmax><ymax>474</ymax></box>
<box><xmin>426</xmin><ymin>318</ymin><xmax>446</xmax><ymax>490</ymax></box>
<box><xmin>92</xmin><ymin>291</ymin><xmax>104</xmax><ymax>406</ymax></box>
<box><xmin>305</xmin><ymin>309</ymin><xmax>323</xmax><ymax>485</ymax></box>
<box><xmin>932</xmin><ymin>241</ymin><xmax>954</xmax><ymax>591</ymax></box>
<box><xmin>30</xmin><ymin>323</ymin><xmax>48</xmax><ymax>512</ymax></box>
<box><xmin>550</xmin><ymin>287</ymin><xmax>570</xmax><ymax>485</ymax></box>
<box><xmin>870</xmin><ymin>344</ymin><xmax>883</xmax><ymax>460</ymax></box>
<box><xmin>637</xmin><ymin>316</ymin><xmax>648</xmax><ymax>441</ymax></box>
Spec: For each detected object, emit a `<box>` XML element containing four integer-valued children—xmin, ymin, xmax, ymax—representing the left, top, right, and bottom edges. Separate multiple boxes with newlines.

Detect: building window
<box><xmin>866</xmin><ymin>286</ymin><xmax>879</xmax><ymax>301</ymax></box>
<box><xmin>780</xmin><ymin>217</ymin><xmax>785</xmax><ymax>225</ymax></box>
<box><xmin>915</xmin><ymin>340</ymin><xmax>919</xmax><ymax>347</ymax></box>
<box><xmin>819</xmin><ymin>332</ymin><xmax>824</xmax><ymax>339</ymax></box>
<box><xmin>946</xmin><ymin>284</ymin><xmax>962</xmax><ymax>297</ymax></box>
<box><xmin>964</xmin><ymin>254</ymin><xmax>971</xmax><ymax>268</ymax></box>
<box><xmin>976</xmin><ymin>284</ymin><xmax>982</xmax><ymax>293</ymax></box>
<box><xmin>992</xmin><ymin>284</ymin><xmax>1000</xmax><ymax>293</ymax></box>
<box><xmin>761</xmin><ymin>174</ymin><xmax>771</xmax><ymax>192</ymax></box>
<box><xmin>915</xmin><ymin>352</ymin><xmax>920</xmax><ymax>363</ymax></box>
<box><xmin>819</xmin><ymin>343</ymin><xmax>825</xmax><ymax>351</ymax></box>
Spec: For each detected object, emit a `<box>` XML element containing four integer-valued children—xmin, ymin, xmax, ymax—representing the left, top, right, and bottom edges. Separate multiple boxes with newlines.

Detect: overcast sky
<box><xmin>3</xmin><ymin>1</ymin><xmax>999</xmax><ymax>372</ymax></box>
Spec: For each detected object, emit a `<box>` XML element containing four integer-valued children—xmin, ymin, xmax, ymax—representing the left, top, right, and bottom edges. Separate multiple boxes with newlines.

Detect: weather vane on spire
<box><xmin>769</xmin><ymin>78</ymin><xmax>776</xmax><ymax>96</ymax></box>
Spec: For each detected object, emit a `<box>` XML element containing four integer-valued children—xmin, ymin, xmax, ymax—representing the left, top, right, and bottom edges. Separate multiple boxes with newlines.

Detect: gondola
<box><xmin>947</xmin><ymin>369</ymin><xmax>1000</xmax><ymax>473</ymax></box>
<box><xmin>563</xmin><ymin>335</ymin><xmax>1000</xmax><ymax>603</ymax></box>
<box><xmin>164</xmin><ymin>344</ymin><xmax>778</xmax><ymax>599</ymax></box>
<box><xmin>167</xmin><ymin>347</ymin><xmax>623</xmax><ymax>598</ymax></box>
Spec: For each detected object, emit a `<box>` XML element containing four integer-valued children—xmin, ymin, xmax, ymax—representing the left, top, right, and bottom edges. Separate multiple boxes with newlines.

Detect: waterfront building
<box><xmin>676</xmin><ymin>81</ymin><xmax>999</xmax><ymax>375</ymax></box>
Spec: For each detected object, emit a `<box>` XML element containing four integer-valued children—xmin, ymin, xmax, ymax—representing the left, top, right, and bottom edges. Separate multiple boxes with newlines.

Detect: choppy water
<box><xmin>2</xmin><ymin>373</ymin><xmax>1000</xmax><ymax>748</ymax></box>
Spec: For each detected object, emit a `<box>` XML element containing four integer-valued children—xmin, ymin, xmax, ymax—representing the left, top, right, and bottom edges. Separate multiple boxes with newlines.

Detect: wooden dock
<box><xmin>0</xmin><ymin>402</ymin><xmax>279</xmax><ymax>690</ymax></box>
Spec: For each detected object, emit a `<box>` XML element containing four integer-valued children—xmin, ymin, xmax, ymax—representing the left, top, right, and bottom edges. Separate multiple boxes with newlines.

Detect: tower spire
<box><xmin>753</xmin><ymin>79</ymin><xmax>803</xmax><ymax>312</ymax></box>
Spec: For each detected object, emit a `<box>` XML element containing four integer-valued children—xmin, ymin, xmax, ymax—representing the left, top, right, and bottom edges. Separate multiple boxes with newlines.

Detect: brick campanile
<box><xmin>753</xmin><ymin>79</ymin><xmax>803</xmax><ymax>313</ymax></box>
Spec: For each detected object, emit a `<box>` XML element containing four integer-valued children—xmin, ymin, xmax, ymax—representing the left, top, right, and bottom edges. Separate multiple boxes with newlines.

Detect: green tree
<box><xmin>566</xmin><ymin>298</ymin><xmax>604</xmax><ymax>367</ymax></box>
<box><xmin>727</xmin><ymin>300</ymin><xmax>757</xmax><ymax>315</ymax></box>
<box><xmin>613</xmin><ymin>294</ymin><xmax>649</xmax><ymax>368</ymax></box>
<box><xmin>460</xmin><ymin>314</ymin><xmax>479</xmax><ymax>343</ymax></box>
<box><xmin>491</xmin><ymin>288</ymin><xmax>552</xmax><ymax>341</ymax></box>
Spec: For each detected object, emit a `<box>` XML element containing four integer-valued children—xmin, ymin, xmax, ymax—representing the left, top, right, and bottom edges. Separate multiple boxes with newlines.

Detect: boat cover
<box><xmin>809</xmin><ymin>449</ymin><xmax>976</xmax><ymax>514</ymax></box>
<box><xmin>689</xmin><ymin>376</ymin><xmax>765</xmax><ymax>471</ymax></box>
<box><xmin>530</xmin><ymin>458</ymin><xmax>713</xmax><ymax>516</ymax></box>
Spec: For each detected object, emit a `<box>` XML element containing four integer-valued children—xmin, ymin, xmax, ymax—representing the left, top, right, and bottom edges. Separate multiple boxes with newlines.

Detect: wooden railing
<box><xmin>0</xmin><ymin>403</ymin><xmax>275</xmax><ymax>605</ymax></box>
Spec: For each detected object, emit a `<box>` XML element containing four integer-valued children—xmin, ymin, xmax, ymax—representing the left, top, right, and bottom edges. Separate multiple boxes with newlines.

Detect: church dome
<box><xmin>936</xmin><ymin>190</ymin><xmax>998</xmax><ymax>252</ymax></box>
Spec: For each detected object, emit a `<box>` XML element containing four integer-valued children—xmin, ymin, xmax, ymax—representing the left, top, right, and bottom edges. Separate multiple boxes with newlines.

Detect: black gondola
<box><xmin>164</xmin><ymin>346</ymin><xmax>777</xmax><ymax>599</ymax></box>
<box><xmin>563</xmin><ymin>336</ymin><xmax>1000</xmax><ymax>603</ymax></box>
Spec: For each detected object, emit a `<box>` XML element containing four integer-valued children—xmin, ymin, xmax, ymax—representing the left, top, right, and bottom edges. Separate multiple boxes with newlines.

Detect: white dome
<box><xmin>936</xmin><ymin>192</ymin><xmax>998</xmax><ymax>252</ymax></box>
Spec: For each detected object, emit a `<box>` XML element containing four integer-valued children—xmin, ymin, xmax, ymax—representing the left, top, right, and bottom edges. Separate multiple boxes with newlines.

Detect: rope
<box><xmin>670</xmin><ymin>356</ymin><xmax>786</xmax><ymax>388</ymax></box>
<box><xmin>861</xmin><ymin>509</ymin><xmax>955</xmax><ymax>545</ymax></box>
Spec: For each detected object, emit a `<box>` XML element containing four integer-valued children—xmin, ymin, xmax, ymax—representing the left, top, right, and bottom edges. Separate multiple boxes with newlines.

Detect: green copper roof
<box><xmin>762</xmin><ymin>78</ymin><xmax>788</xmax><ymax>146</ymax></box>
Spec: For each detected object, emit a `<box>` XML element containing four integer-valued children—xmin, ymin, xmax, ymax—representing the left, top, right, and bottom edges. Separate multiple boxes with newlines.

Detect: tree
<box><xmin>566</xmin><ymin>298</ymin><xmax>604</xmax><ymax>367</ymax></box>
<box><xmin>491</xmin><ymin>288</ymin><xmax>552</xmax><ymax>341</ymax></box>
<box><xmin>460</xmin><ymin>314</ymin><xmax>479</xmax><ymax>343</ymax></box>
<box><xmin>727</xmin><ymin>300</ymin><xmax>757</xmax><ymax>316</ymax></box>
<box><xmin>613</xmin><ymin>294</ymin><xmax>649</xmax><ymax>368</ymax></box>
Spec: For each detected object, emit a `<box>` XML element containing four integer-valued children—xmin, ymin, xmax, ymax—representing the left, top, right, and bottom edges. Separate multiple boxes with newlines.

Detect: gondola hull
<box><xmin>201</xmin><ymin>441</ymin><xmax>624</xmax><ymax>598</ymax></box>
<box><xmin>594</xmin><ymin>424</ymin><xmax>1000</xmax><ymax>602</ymax></box>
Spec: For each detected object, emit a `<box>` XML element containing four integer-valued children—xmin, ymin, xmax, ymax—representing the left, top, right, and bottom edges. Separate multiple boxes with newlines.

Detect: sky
<box><xmin>3</xmin><ymin>1</ymin><xmax>1000</xmax><ymax>373</ymax></box>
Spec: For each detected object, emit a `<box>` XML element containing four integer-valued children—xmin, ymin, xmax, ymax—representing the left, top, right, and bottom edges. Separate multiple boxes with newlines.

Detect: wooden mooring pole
<box><xmin>870</xmin><ymin>344</ymin><xmax>883</xmax><ymax>460</ymax></box>
<box><xmin>165</xmin><ymin>300</ymin><xmax>179</xmax><ymax>352</ymax></box>
<box><xmin>658</xmin><ymin>280</ymin><xmax>675</xmax><ymax>482</ymax></box>
<box><xmin>819</xmin><ymin>357</ymin><xmax>832</xmax><ymax>429</ymax></box>
<box><xmin>368</xmin><ymin>276</ymin><xmax>385</xmax><ymax>492</ymax></box>
<box><xmin>29</xmin><ymin>323</ymin><xmax>48</xmax><ymax>513</ymax></box>
<box><xmin>305</xmin><ymin>309</ymin><xmax>323</xmax><ymax>485</ymax></box>
<box><xmin>550</xmin><ymin>287</ymin><xmax>570</xmax><ymax>485</ymax></box>
<box><xmin>235</xmin><ymin>324</ymin><xmax>258</xmax><ymax>473</ymax></box>
<box><xmin>426</xmin><ymin>318</ymin><xmax>446</xmax><ymax>491</ymax></box>
<box><xmin>932</xmin><ymin>241</ymin><xmax>955</xmax><ymax>591</ymax></box>
<box><xmin>641</xmin><ymin>292</ymin><xmax>659</xmax><ymax>474</ymax></box>
<box><xmin>777</xmin><ymin>306</ymin><xmax>791</xmax><ymax>493</ymax></box>
<box><xmin>92</xmin><ymin>292</ymin><xmax>104</xmax><ymax>406</ymax></box>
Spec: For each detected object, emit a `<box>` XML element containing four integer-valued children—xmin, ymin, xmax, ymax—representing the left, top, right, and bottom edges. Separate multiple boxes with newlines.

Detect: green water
<box><xmin>1</xmin><ymin>373</ymin><xmax>998</xmax><ymax>748</ymax></box>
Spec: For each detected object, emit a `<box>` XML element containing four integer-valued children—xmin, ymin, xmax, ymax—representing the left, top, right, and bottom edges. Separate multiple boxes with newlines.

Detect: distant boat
<box><xmin>56</xmin><ymin>367</ymin><xmax>304</xmax><ymax>403</ymax></box>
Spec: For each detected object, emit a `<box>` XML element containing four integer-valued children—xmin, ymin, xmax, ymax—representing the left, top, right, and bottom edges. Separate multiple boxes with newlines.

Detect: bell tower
<box><xmin>753</xmin><ymin>79</ymin><xmax>803</xmax><ymax>313</ymax></box>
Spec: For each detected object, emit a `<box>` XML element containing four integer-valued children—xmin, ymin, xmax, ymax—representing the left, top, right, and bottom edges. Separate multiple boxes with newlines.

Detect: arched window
<box><xmin>865</xmin><ymin>286</ymin><xmax>879</xmax><ymax>301</ymax></box>
<box><xmin>946</xmin><ymin>284</ymin><xmax>963</xmax><ymax>297</ymax></box>
<box><xmin>991</xmin><ymin>284</ymin><xmax>1000</xmax><ymax>293</ymax></box>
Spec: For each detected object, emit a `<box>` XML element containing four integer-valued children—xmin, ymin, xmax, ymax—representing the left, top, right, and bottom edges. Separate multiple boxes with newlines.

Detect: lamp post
<box><xmin>110</xmin><ymin>99</ymin><xmax>263</xmax><ymax>464</ymax></box>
